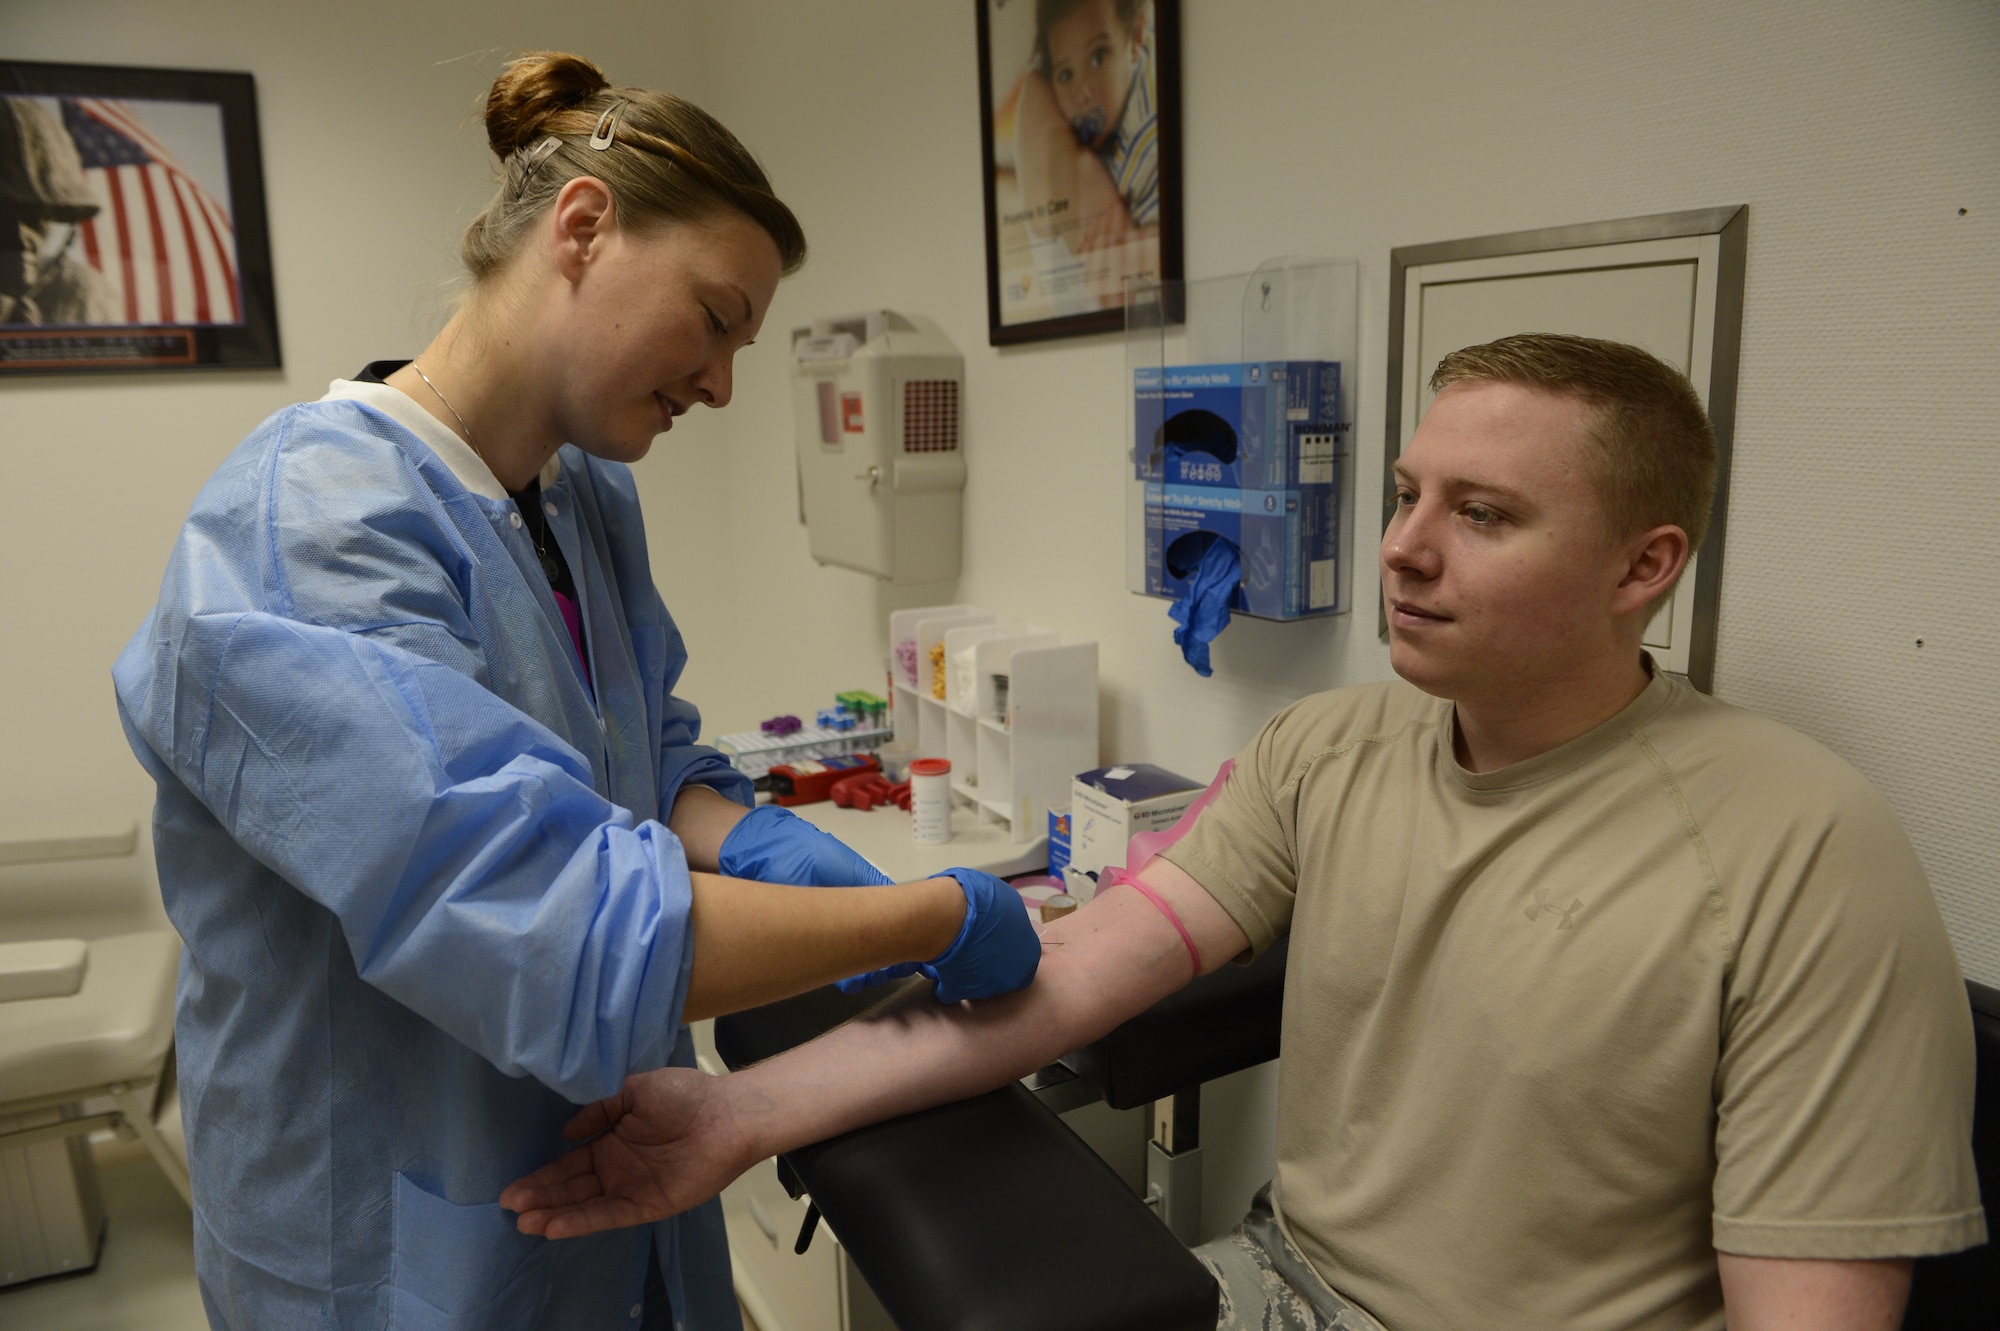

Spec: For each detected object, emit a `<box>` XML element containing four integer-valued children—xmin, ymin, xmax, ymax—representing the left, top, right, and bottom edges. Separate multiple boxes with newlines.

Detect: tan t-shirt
<box><xmin>1163</xmin><ymin>671</ymin><xmax>1984</xmax><ymax>1331</ymax></box>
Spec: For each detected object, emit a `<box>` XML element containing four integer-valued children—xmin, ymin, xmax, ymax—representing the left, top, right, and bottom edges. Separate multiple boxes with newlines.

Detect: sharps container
<box><xmin>910</xmin><ymin>757</ymin><xmax>953</xmax><ymax>844</ymax></box>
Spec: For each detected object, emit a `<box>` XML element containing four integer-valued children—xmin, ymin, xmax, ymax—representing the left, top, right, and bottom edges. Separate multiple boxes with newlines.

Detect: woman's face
<box><xmin>1045</xmin><ymin>0</ymin><xmax>1144</xmax><ymax>148</ymax></box>
<box><xmin>553</xmin><ymin>207</ymin><xmax>783</xmax><ymax>464</ymax></box>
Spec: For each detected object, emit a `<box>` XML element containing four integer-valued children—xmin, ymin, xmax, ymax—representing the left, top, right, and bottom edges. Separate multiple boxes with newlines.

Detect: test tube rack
<box><xmin>887</xmin><ymin>604</ymin><xmax>1098</xmax><ymax>845</ymax></box>
<box><xmin>715</xmin><ymin>723</ymin><xmax>894</xmax><ymax>780</ymax></box>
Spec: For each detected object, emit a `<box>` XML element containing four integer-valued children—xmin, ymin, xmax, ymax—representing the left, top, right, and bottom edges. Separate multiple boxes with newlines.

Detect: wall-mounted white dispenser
<box><xmin>792</xmin><ymin>311</ymin><xmax>965</xmax><ymax>583</ymax></box>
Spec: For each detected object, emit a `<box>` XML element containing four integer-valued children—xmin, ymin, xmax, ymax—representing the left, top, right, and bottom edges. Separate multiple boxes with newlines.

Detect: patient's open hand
<box><xmin>502</xmin><ymin>1067</ymin><xmax>749</xmax><ymax>1239</ymax></box>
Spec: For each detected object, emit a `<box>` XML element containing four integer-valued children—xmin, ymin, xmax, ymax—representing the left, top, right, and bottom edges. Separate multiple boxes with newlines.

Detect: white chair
<box><xmin>0</xmin><ymin>825</ymin><xmax>187</xmax><ymax>1287</ymax></box>
<box><xmin>0</xmin><ymin>932</ymin><xmax>188</xmax><ymax>1183</ymax></box>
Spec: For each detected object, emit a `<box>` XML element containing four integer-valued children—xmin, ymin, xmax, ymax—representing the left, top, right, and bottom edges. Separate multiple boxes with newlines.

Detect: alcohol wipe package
<box><xmin>1134</xmin><ymin>361</ymin><xmax>1343</xmax><ymax>490</ymax></box>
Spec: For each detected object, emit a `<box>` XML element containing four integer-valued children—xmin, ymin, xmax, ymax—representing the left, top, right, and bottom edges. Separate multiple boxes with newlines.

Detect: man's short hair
<box><xmin>1430</xmin><ymin>333</ymin><xmax>1719</xmax><ymax>554</ymax></box>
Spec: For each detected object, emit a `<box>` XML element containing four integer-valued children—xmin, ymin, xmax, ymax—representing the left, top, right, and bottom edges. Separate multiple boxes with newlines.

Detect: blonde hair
<box><xmin>1430</xmin><ymin>333</ymin><xmax>1718</xmax><ymax>553</ymax></box>
<box><xmin>461</xmin><ymin>52</ymin><xmax>806</xmax><ymax>282</ymax></box>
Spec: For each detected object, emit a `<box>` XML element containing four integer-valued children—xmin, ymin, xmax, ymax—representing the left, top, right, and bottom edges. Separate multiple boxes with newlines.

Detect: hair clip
<box><xmin>519</xmin><ymin>136</ymin><xmax>562</xmax><ymax>172</ymax></box>
<box><xmin>588</xmin><ymin>101</ymin><xmax>627</xmax><ymax>152</ymax></box>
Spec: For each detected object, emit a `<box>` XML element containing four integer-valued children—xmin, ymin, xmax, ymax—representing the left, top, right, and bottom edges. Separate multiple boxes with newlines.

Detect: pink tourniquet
<box><xmin>1118</xmin><ymin>875</ymin><xmax>1203</xmax><ymax>976</ymax></box>
<box><xmin>1097</xmin><ymin>758</ymin><xmax>1236</xmax><ymax>977</ymax></box>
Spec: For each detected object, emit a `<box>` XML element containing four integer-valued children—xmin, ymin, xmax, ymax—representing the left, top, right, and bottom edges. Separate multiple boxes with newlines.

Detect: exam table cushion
<box><xmin>0</xmin><ymin>930</ymin><xmax>180</xmax><ymax>1103</ymax></box>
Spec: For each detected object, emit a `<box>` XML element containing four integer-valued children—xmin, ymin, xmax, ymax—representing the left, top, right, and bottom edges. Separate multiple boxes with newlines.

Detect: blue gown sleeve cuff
<box><xmin>663</xmin><ymin>753</ymin><xmax>755</xmax><ymax>816</ymax></box>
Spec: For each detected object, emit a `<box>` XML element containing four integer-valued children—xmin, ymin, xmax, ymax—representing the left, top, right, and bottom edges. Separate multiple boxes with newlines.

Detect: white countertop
<box><xmin>791</xmin><ymin>799</ymin><xmax>1049</xmax><ymax>881</ymax></box>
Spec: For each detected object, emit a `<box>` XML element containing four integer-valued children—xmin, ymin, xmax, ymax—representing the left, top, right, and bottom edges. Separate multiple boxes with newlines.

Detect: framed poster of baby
<box><xmin>978</xmin><ymin>0</ymin><xmax>1183</xmax><ymax>345</ymax></box>
<box><xmin>0</xmin><ymin>59</ymin><xmax>280</xmax><ymax>374</ymax></box>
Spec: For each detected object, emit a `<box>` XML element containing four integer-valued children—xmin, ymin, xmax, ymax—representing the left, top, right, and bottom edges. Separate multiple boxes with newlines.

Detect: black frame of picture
<box><xmin>0</xmin><ymin>58</ymin><xmax>280</xmax><ymax>374</ymax></box>
<box><xmin>976</xmin><ymin>0</ymin><xmax>1184</xmax><ymax>345</ymax></box>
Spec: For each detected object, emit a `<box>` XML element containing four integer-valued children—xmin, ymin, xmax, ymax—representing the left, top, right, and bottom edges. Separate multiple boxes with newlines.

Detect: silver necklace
<box><xmin>411</xmin><ymin>360</ymin><xmax>561</xmax><ymax>585</ymax></box>
<box><xmin>410</xmin><ymin>360</ymin><xmax>476</xmax><ymax>449</ymax></box>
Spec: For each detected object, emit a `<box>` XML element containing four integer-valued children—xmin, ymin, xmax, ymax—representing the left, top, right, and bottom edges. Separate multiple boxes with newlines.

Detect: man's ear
<box><xmin>548</xmin><ymin>176</ymin><xmax>617</xmax><ymax>284</ymax></box>
<box><xmin>1613</xmin><ymin>523</ymin><xmax>1691</xmax><ymax>620</ymax></box>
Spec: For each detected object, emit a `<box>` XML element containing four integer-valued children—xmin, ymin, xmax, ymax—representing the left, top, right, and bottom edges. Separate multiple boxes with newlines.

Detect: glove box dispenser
<box><xmin>1125</xmin><ymin>260</ymin><xmax>1359</xmax><ymax>623</ymax></box>
<box><xmin>793</xmin><ymin>311</ymin><xmax>966</xmax><ymax>584</ymax></box>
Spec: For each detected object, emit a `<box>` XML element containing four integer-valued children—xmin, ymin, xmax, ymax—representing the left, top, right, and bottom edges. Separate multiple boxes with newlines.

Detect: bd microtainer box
<box><xmin>1144</xmin><ymin>482</ymin><xmax>1341</xmax><ymax>620</ymax></box>
<box><xmin>1068</xmin><ymin>763</ymin><xmax>1204</xmax><ymax>891</ymax></box>
<box><xmin>1134</xmin><ymin>361</ymin><xmax>1342</xmax><ymax>490</ymax></box>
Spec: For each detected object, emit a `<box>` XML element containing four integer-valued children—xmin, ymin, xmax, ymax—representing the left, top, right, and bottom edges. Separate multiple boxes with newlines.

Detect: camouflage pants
<box><xmin>1193</xmin><ymin>1186</ymin><xmax>1388</xmax><ymax>1331</ymax></box>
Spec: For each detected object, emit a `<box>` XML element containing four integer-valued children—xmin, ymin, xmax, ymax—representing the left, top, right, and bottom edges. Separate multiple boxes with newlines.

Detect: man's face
<box><xmin>0</xmin><ymin>211</ymin><xmax>75</xmax><ymax>299</ymax></box>
<box><xmin>1381</xmin><ymin>380</ymin><xmax>1634</xmax><ymax>707</ymax></box>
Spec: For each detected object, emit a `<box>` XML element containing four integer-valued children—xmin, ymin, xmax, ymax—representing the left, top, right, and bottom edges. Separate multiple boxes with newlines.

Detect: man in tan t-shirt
<box><xmin>501</xmin><ymin>335</ymin><xmax>1984</xmax><ymax>1330</ymax></box>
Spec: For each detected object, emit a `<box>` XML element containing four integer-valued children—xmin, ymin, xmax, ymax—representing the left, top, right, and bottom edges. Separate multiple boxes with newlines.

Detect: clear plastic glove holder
<box><xmin>1125</xmin><ymin>259</ymin><xmax>1358</xmax><ymax>622</ymax></box>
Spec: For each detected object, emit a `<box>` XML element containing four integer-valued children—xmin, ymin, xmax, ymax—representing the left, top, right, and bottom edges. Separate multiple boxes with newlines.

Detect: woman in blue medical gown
<box><xmin>112</xmin><ymin>52</ymin><xmax>1035</xmax><ymax>1331</ymax></box>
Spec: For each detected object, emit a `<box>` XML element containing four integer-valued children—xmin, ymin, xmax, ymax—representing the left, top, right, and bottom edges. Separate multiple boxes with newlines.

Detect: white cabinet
<box><xmin>889</xmin><ymin>605</ymin><xmax>1098</xmax><ymax>845</ymax></box>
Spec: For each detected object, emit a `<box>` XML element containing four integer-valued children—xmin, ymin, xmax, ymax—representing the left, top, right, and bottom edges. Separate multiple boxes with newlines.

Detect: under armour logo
<box><xmin>1524</xmin><ymin>889</ymin><xmax>1584</xmax><ymax>930</ymax></box>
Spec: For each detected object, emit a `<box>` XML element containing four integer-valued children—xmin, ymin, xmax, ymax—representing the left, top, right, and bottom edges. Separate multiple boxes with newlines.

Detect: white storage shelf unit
<box><xmin>889</xmin><ymin>605</ymin><xmax>1098</xmax><ymax>845</ymax></box>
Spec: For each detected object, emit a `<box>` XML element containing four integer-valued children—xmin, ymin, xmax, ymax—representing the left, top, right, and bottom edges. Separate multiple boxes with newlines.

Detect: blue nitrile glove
<box><xmin>835</xmin><ymin>867</ymin><xmax>1041</xmax><ymax>1003</ymax></box>
<box><xmin>1168</xmin><ymin>536</ymin><xmax>1242</xmax><ymax>677</ymax></box>
<box><xmin>717</xmin><ymin>804</ymin><xmax>894</xmax><ymax>887</ymax></box>
<box><xmin>831</xmin><ymin>960</ymin><xmax>923</xmax><ymax>993</ymax></box>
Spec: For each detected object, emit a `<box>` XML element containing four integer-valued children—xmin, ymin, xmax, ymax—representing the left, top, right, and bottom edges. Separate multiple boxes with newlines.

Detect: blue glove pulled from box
<box><xmin>1167</xmin><ymin>535</ymin><xmax>1242</xmax><ymax>678</ymax></box>
<box><xmin>835</xmin><ymin>866</ymin><xmax>1041</xmax><ymax>1003</ymax></box>
<box><xmin>717</xmin><ymin>804</ymin><xmax>893</xmax><ymax>887</ymax></box>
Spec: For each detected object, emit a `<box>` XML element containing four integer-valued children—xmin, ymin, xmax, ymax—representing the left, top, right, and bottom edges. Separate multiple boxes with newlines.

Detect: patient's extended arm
<box><xmin>503</xmin><ymin>858</ymin><xmax>1250</xmax><ymax>1237</ymax></box>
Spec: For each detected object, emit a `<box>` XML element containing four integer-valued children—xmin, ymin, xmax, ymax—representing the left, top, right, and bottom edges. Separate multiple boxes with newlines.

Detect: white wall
<box><xmin>0</xmin><ymin>0</ymin><xmax>728</xmax><ymax>927</ymax></box>
<box><xmin>2</xmin><ymin>0</ymin><xmax>1995</xmax><ymax>1241</ymax></box>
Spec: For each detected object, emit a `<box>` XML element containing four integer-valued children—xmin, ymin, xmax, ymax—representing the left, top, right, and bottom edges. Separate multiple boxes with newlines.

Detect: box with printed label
<box><xmin>1144</xmin><ymin>482</ymin><xmax>1340</xmax><ymax>620</ymax></box>
<box><xmin>1068</xmin><ymin>764</ymin><xmax>1203</xmax><ymax>897</ymax></box>
<box><xmin>1134</xmin><ymin>361</ymin><xmax>1342</xmax><ymax>490</ymax></box>
<box><xmin>1046</xmin><ymin>810</ymin><xmax>1072</xmax><ymax>876</ymax></box>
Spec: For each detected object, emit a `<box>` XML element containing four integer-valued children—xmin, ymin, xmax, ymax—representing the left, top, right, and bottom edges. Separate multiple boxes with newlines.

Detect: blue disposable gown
<box><xmin>112</xmin><ymin>380</ymin><xmax>750</xmax><ymax>1331</ymax></box>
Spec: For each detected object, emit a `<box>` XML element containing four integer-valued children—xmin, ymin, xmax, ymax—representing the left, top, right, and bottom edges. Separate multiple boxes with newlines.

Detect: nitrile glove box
<box><xmin>1069</xmin><ymin>764</ymin><xmax>1204</xmax><ymax>893</ymax></box>
<box><xmin>1144</xmin><ymin>482</ymin><xmax>1340</xmax><ymax>620</ymax></box>
<box><xmin>1134</xmin><ymin>361</ymin><xmax>1342</xmax><ymax>490</ymax></box>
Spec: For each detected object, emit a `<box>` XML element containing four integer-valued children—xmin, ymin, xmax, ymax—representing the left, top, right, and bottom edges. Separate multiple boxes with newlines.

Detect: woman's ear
<box><xmin>548</xmin><ymin>176</ymin><xmax>617</xmax><ymax>284</ymax></box>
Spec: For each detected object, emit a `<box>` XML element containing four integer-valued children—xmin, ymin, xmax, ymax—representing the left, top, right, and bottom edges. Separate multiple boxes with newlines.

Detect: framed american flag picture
<box><xmin>0</xmin><ymin>60</ymin><xmax>279</xmax><ymax>374</ymax></box>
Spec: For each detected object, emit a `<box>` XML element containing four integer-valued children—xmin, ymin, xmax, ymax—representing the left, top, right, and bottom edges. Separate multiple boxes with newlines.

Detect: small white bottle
<box><xmin>909</xmin><ymin>757</ymin><xmax>953</xmax><ymax>844</ymax></box>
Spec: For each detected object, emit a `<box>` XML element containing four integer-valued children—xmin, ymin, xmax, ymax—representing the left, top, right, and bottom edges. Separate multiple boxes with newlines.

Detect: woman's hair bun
<box><xmin>484</xmin><ymin>51</ymin><xmax>612</xmax><ymax>159</ymax></box>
